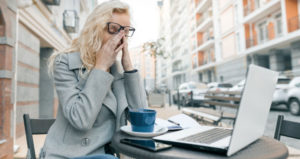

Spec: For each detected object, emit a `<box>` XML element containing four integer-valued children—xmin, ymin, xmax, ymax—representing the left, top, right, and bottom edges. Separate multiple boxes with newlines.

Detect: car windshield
<box><xmin>188</xmin><ymin>83</ymin><xmax>207</xmax><ymax>89</ymax></box>
<box><xmin>218</xmin><ymin>83</ymin><xmax>233</xmax><ymax>88</ymax></box>
<box><xmin>289</xmin><ymin>78</ymin><xmax>300</xmax><ymax>87</ymax></box>
<box><xmin>189</xmin><ymin>84</ymin><xmax>197</xmax><ymax>89</ymax></box>
<box><xmin>277</xmin><ymin>78</ymin><xmax>291</xmax><ymax>84</ymax></box>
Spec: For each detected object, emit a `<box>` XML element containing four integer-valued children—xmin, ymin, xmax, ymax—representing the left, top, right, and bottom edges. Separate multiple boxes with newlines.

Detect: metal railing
<box><xmin>197</xmin><ymin>39</ymin><xmax>204</xmax><ymax>47</ymax></box>
<box><xmin>244</xmin><ymin>4</ymin><xmax>256</xmax><ymax>17</ymax></box>
<box><xmin>197</xmin><ymin>36</ymin><xmax>214</xmax><ymax>47</ymax></box>
<box><xmin>245</xmin><ymin>25</ymin><xmax>284</xmax><ymax>48</ymax></box>
<box><xmin>244</xmin><ymin>0</ymin><xmax>277</xmax><ymax>17</ymax></box>
<box><xmin>246</xmin><ymin>37</ymin><xmax>257</xmax><ymax>48</ymax></box>
<box><xmin>196</xmin><ymin>11</ymin><xmax>212</xmax><ymax>27</ymax></box>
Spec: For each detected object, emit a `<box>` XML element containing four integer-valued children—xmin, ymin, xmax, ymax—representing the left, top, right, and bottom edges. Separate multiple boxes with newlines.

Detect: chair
<box><xmin>24</xmin><ymin>114</ymin><xmax>120</xmax><ymax>158</ymax></box>
<box><xmin>23</xmin><ymin>114</ymin><xmax>55</xmax><ymax>159</ymax></box>
<box><xmin>274</xmin><ymin>115</ymin><xmax>300</xmax><ymax>140</ymax></box>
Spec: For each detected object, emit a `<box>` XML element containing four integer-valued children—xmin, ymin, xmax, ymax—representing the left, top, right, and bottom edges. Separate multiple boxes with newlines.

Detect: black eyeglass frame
<box><xmin>106</xmin><ymin>22</ymin><xmax>135</xmax><ymax>37</ymax></box>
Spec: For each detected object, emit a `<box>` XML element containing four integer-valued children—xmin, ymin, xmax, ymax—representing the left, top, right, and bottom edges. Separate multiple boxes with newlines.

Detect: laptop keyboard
<box><xmin>178</xmin><ymin>128</ymin><xmax>232</xmax><ymax>144</ymax></box>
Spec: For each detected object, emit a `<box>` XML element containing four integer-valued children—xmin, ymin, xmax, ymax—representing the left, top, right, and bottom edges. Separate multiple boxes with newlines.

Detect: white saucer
<box><xmin>120</xmin><ymin>125</ymin><xmax>168</xmax><ymax>137</ymax></box>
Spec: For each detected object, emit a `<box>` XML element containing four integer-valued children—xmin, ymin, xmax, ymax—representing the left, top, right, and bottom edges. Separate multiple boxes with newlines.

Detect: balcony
<box><xmin>193</xmin><ymin>50</ymin><xmax>216</xmax><ymax>72</ymax></box>
<box><xmin>246</xmin><ymin>36</ymin><xmax>257</xmax><ymax>49</ymax></box>
<box><xmin>172</xmin><ymin>68</ymin><xmax>182</xmax><ymax>73</ymax></box>
<box><xmin>194</xmin><ymin>0</ymin><xmax>210</xmax><ymax>14</ymax></box>
<box><xmin>195</xmin><ymin>17</ymin><xmax>212</xmax><ymax>33</ymax></box>
<box><xmin>246</xmin><ymin>23</ymin><xmax>285</xmax><ymax>49</ymax></box>
<box><xmin>243</xmin><ymin>0</ymin><xmax>280</xmax><ymax>23</ymax></box>
<box><xmin>194</xmin><ymin>36</ymin><xmax>214</xmax><ymax>53</ymax></box>
<box><xmin>245</xmin><ymin>16</ymin><xmax>300</xmax><ymax>54</ymax></box>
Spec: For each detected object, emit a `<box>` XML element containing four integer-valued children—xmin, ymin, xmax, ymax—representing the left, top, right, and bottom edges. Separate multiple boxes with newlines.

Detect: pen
<box><xmin>167</xmin><ymin>120</ymin><xmax>180</xmax><ymax>126</ymax></box>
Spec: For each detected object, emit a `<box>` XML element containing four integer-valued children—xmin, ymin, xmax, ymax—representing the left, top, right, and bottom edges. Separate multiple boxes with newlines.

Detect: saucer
<box><xmin>120</xmin><ymin>125</ymin><xmax>168</xmax><ymax>137</ymax></box>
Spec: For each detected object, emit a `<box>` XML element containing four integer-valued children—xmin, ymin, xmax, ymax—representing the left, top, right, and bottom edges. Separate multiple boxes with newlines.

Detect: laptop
<box><xmin>154</xmin><ymin>64</ymin><xmax>279</xmax><ymax>156</ymax></box>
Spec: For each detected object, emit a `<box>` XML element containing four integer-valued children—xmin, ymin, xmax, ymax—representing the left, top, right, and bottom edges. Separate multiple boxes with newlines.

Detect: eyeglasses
<box><xmin>107</xmin><ymin>22</ymin><xmax>135</xmax><ymax>37</ymax></box>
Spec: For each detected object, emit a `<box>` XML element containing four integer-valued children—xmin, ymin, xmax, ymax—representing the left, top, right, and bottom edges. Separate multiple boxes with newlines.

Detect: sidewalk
<box><xmin>14</xmin><ymin>134</ymin><xmax>46</xmax><ymax>159</ymax></box>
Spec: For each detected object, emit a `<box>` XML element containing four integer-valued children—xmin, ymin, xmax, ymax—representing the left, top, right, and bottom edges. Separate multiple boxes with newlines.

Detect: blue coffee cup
<box><xmin>128</xmin><ymin>108</ymin><xmax>156</xmax><ymax>132</ymax></box>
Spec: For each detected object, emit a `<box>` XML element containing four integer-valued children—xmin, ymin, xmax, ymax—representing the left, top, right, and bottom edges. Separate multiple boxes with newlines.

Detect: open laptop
<box><xmin>154</xmin><ymin>64</ymin><xmax>279</xmax><ymax>156</ymax></box>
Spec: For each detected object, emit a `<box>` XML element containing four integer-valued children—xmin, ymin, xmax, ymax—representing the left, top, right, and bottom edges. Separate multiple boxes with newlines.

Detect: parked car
<box><xmin>228</xmin><ymin>77</ymin><xmax>291</xmax><ymax>109</ymax></box>
<box><xmin>286</xmin><ymin>77</ymin><xmax>300</xmax><ymax>115</ymax></box>
<box><xmin>207</xmin><ymin>82</ymin><xmax>233</xmax><ymax>92</ymax></box>
<box><xmin>172</xmin><ymin>81</ymin><xmax>207</xmax><ymax>106</ymax></box>
<box><xmin>229</xmin><ymin>80</ymin><xmax>245</xmax><ymax>92</ymax></box>
<box><xmin>272</xmin><ymin>76</ymin><xmax>291</xmax><ymax>108</ymax></box>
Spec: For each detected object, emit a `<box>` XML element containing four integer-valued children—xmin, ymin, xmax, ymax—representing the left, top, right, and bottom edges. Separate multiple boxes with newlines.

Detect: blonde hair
<box><xmin>48</xmin><ymin>0</ymin><xmax>130</xmax><ymax>74</ymax></box>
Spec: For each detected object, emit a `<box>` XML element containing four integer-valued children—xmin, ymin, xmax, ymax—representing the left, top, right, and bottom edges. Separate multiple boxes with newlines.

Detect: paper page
<box><xmin>168</xmin><ymin>114</ymin><xmax>201</xmax><ymax>129</ymax></box>
<box><xmin>155</xmin><ymin>118</ymin><xmax>177</xmax><ymax>127</ymax></box>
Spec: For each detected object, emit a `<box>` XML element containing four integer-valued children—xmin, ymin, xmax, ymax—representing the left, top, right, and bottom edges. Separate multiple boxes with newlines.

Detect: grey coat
<box><xmin>40</xmin><ymin>52</ymin><xmax>147</xmax><ymax>159</ymax></box>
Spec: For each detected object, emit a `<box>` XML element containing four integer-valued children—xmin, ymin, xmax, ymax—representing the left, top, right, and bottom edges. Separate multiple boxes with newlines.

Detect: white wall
<box><xmin>222</xmin><ymin>33</ymin><xmax>236</xmax><ymax>59</ymax></box>
<box><xmin>220</xmin><ymin>6</ymin><xmax>234</xmax><ymax>34</ymax></box>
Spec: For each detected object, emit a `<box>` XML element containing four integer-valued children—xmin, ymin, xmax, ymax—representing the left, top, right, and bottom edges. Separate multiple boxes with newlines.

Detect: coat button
<box><xmin>81</xmin><ymin>138</ymin><xmax>90</xmax><ymax>146</ymax></box>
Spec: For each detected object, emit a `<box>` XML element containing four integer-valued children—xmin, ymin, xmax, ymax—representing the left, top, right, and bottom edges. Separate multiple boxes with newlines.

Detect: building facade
<box><xmin>157</xmin><ymin>0</ymin><xmax>300</xmax><ymax>90</ymax></box>
<box><xmin>0</xmin><ymin>0</ymin><xmax>96</xmax><ymax>158</ymax></box>
<box><xmin>129</xmin><ymin>46</ymin><xmax>156</xmax><ymax>92</ymax></box>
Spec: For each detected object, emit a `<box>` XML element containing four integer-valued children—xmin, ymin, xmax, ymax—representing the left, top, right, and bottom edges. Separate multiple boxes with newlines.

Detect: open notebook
<box><xmin>155</xmin><ymin>114</ymin><xmax>201</xmax><ymax>130</ymax></box>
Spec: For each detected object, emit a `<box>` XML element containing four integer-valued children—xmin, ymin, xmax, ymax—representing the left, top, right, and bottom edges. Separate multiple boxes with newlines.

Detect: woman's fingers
<box><xmin>114</xmin><ymin>43</ymin><xmax>124</xmax><ymax>54</ymax></box>
<box><xmin>109</xmin><ymin>31</ymin><xmax>124</xmax><ymax>47</ymax></box>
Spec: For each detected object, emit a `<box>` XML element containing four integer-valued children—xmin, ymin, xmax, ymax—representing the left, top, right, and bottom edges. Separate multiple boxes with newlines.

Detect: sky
<box><xmin>97</xmin><ymin>0</ymin><xmax>160</xmax><ymax>49</ymax></box>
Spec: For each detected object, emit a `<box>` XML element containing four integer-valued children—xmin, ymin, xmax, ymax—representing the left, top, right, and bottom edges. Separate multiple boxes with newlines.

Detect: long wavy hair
<box><xmin>48</xmin><ymin>0</ymin><xmax>130</xmax><ymax>74</ymax></box>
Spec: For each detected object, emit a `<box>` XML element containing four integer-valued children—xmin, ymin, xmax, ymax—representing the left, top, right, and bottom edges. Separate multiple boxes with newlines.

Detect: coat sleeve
<box><xmin>123</xmin><ymin>70</ymin><xmax>148</xmax><ymax>109</ymax></box>
<box><xmin>53</xmin><ymin>54</ymin><xmax>114</xmax><ymax>131</ymax></box>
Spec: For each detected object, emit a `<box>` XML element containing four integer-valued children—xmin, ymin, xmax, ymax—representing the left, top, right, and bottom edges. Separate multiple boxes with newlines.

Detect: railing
<box><xmin>245</xmin><ymin>24</ymin><xmax>284</xmax><ymax>48</ymax></box>
<box><xmin>196</xmin><ymin>11</ymin><xmax>212</xmax><ymax>27</ymax></box>
<box><xmin>197</xmin><ymin>36</ymin><xmax>214</xmax><ymax>47</ymax></box>
<box><xmin>246</xmin><ymin>37</ymin><xmax>257</xmax><ymax>48</ymax></box>
<box><xmin>244</xmin><ymin>0</ymin><xmax>277</xmax><ymax>17</ymax></box>
<box><xmin>195</xmin><ymin>0</ymin><xmax>201</xmax><ymax>7</ymax></box>
<box><xmin>197</xmin><ymin>16</ymin><xmax>206</xmax><ymax>26</ymax></box>
<box><xmin>288</xmin><ymin>15</ymin><xmax>300</xmax><ymax>33</ymax></box>
<box><xmin>203</xmin><ymin>51</ymin><xmax>215</xmax><ymax>65</ymax></box>
<box><xmin>172</xmin><ymin>68</ymin><xmax>183</xmax><ymax>73</ymax></box>
<box><xmin>197</xmin><ymin>39</ymin><xmax>204</xmax><ymax>47</ymax></box>
<box><xmin>244</xmin><ymin>4</ymin><xmax>256</xmax><ymax>17</ymax></box>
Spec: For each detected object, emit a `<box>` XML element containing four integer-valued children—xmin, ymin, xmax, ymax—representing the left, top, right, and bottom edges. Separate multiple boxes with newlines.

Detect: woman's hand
<box><xmin>95</xmin><ymin>31</ymin><xmax>125</xmax><ymax>71</ymax></box>
<box><xmin>121</xmin><ymin>36</ymin><xmax>134</xmax><ymax>71</ymax></box>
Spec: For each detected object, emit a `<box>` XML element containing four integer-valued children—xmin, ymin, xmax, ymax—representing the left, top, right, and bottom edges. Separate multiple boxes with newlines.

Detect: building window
<box><xmin>275</xmin><ymin>13</ymin><xmax>282</xmax><ymax>37</ymax></box>
<box><xmin>258</xmin><ymin>21</ymin><xmax>268</xmax><ymax>43</ymax></box>
<box><xmin>198</xmin><ymin>73</ymin><xmax>203</xmax><ymax>82</ymax></box>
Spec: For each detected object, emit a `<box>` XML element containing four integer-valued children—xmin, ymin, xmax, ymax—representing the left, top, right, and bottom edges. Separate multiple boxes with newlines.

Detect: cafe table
<box><xmin>110</xmin><ymin>131</ymin><xmax>289</xmax><ymax>159</ymax></box>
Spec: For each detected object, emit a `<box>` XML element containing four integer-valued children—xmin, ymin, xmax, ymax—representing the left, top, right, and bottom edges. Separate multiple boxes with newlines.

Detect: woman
<box><xmin>41</xmin><ymin>1</ymin><xmax>147</xmax><ymax>158</ymax></box>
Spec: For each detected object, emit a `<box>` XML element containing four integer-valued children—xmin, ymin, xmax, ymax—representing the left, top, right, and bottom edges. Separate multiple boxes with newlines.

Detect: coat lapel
<box><xmin>67</xmin><ymin>52</ymin><xmax>120</xmax><ymax>117</ymax></box>
<box><xmin>110</xmin><ymin>62</ymin><xmax>129</xmax><ymax>123</ymax></box>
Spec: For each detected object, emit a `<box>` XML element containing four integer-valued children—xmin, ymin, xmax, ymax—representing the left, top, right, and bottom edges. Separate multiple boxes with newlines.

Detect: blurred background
<box><xmin>0</xmin><ymin>0</ymin><xmax>300</xmax><ymax>158</ymax></box>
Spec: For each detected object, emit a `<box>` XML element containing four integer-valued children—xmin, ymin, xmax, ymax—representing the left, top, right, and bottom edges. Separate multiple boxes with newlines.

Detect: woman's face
<box><xmin>102</xmin><ymin>12</ymin><xmax>130</xmax><ymax>47</ymax></box>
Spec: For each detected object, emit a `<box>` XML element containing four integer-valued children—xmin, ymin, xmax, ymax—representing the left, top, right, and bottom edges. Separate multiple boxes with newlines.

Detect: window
<box><xmin>275</xmin><ymin>13</ymin><xmax>282</xmax><ymax>37</ymax></box>
<box><xmin>198</xmin><ymin>73</ymin><xmax>203</xmax><ymax>82</ymax></box>
<box><xmin>258</xmin><ymin>21</ymin><xmax>268</xmax><ymax>43</ymax></box>
<box><xmin>207</xmin><ymin>70</ymin><xmax>212</xmax><ymax>83</ymax></box>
